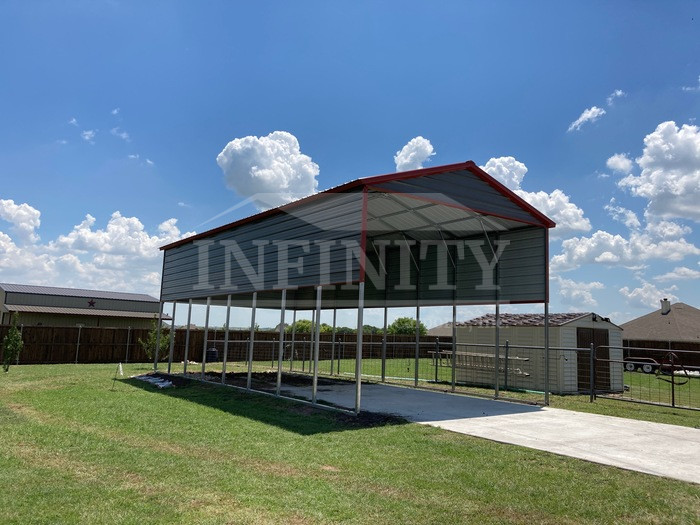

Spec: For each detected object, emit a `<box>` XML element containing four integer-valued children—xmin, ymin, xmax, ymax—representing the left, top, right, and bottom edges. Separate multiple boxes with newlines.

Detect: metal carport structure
<box><xmin>156</xmin><ymin>161</ymin><xmax>555</xmax><ymax>413</ymax></box>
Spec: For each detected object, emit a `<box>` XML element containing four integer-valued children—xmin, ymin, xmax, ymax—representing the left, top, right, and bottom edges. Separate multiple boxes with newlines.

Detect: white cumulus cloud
<box><xmin>605</xmin><ymin>199</ymin><xmax>641</xmax><ymax>229</ymax></box>
<box><xmin>479</xmin><ymin>156</ymin><xmax>591</xmax><ymax>239</ymax></box>
<box><xmin>619</xmin><ymin>281</ymin><xmax>678</xmax><ymax>309</ymax></box>
<box><xmin>606</xmin><ymin>89</ymin><xmax>626</xmax><ymax>106</ymax></box>
<box><xmin>618</xmin><ymin>121</ymin><xmax>700</xmax><ymax>221</ymax></box>
<box><xmin>654</xmin><ymin>266</ymin><xmax>700</xmax><ymax>282</ymax></box>
<box><xmin>81</xmin><ymin>129</ymin><xmax>96</xmax><ymax>144</ymax></box>
<box><xmin>606</xmin><ymin>153</ymin><xmax>633</xmax><ymax>174</ymax></box>
<box><xmin>556</xmin><ymin>276</ymin><xmax>604</xmax><ymax>307</ymax></box>
<box><xmin>480</xmin><ymin>156</ymin><xmax>527</xmax><ymax>190</ymax></box>
<box><xmin>0</xmin><ymin>207</ymin><xmax>194</xmax><ymax>297</ymax></box>
<box><xmin>394</xmin><ymin>136</ymin><xmax>435</xmax><ymax>172</ymax></box>
<box><xmin>567</xmin><ymin>106</ymin><xmax>606</xmax><ymax>132</ymax></box>
<box><xmin>551</xmin><ymin>229</ymin><xmax>700</xmax><ymax>272</ymax></box>
<box><xmin>0</xmin><ymin>199</ymin><xmax>41</xmax><ymax>243</ymax></box>
<box><xmin>216</xmin><ymin>131</ymin><xmax>319</xmax><ymax>210</ymax></box>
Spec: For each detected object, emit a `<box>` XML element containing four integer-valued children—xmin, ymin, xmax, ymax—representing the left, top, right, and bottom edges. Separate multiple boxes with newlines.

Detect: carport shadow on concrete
<box><xmin>280</xmin><ymin>382</ymin><xmax>543</xmax><ymax>423</ymax></box>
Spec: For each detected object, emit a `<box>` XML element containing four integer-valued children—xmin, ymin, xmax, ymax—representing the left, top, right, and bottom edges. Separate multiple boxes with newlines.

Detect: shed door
<box><xmin>576</xmin><ymin>328</ymin><xmax>610</xmax><ymax>391</ymax></box>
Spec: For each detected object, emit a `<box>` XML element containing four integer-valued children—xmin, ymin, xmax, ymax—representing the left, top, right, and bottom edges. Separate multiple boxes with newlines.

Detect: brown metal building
<box><xmin>0</xmin><ymin>283</ymin><xmax>167</xmax><ymax>328</ymax></box>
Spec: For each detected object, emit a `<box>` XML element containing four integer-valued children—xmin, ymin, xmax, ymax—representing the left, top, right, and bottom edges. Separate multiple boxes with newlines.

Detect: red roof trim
<box><xmin>160</xmin><ymin>161</ymin><xmax>555</xmax><ymax>251</ymax></box>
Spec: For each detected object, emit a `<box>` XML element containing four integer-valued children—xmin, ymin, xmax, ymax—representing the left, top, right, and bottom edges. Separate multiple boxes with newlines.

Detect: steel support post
<box><xmin>544</xmin><ymin>303</ymin><xmax>550</xmax><ymax>405</ymax></box>
<box><xmin>415</xmin><ymin>304</ymin><xmax>420</xmax><ymax>387</ymax></box>
<box><xmin>381</xmin><ymin>306</ymin><xmax>388</xmax><ymax>382</ymax></box>
<box><xmin>330</xmin><ymin>308</ymin><xmax>337</xmax><ymax>376</ymax></box>
<box><xmin>247</xmin><ymin>292</ymin><xmax>257</xmax><ymax>390</ymax></box>
<box><xmin>276</xmin><ymin>289</ymin><xmax>287</xmax><ymax>396</ymax></box>
<box><xmin>153</xmin><ymin>301</ymin><xmax>164</xmax><ymax>370</ymax></box>
<box><xmin>589</xmin><ymin>342</ymin><xmax>595</xmax><ymax>402</ymax></box>
<box><xmin>167</xmin><ymin>302</ymin><xmax>177</xmax><ymax>373</ymax></box>
<box><xmin>312</xmin><ymin>286</ymin><xmax>322</xmax><ymax>404</ymax></box>
<box><xmin>494</xmin><ymin>302</ymin><xmax>500</xmax><ymax>398</ymax></box>
<box><xmin>221</xmin><ymin>295</ymin><xmax>231</xmax><ymax>384</ymax></box>
<box><xmin>201</xmin><ymin>297</ymin><xmax>211</xmax><ymax>380</ymax></box>
<box><xmin>183</xmin><ymin>299</ymin><xmax>192</xmax><ymax>374</ymax></box>
<box><xmin>290</xmin><ymin>310</ymin><xmax>297</xmax><ymax>371</ymax></box>
<box><xmin>355</xmin><ymin>282</ymin><xmax>365</xmax><ymax>414</ymax></box>
<box><xmin>451</xmin><ymin>303</ymin><xmax>457</xmax><ymax>392</ymax></box>
<box><xmin>125</xmin><ymin>326</ymin><xmax>131</xmax><ymax>363</ymax></box>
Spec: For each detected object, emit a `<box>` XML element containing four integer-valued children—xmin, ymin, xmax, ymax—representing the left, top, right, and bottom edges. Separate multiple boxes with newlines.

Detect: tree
<box><xmin>387</xmin><ymin>317</ymin><xmax>427</xmax><ymax>336</ymax></box>
<box><xmin>2</xmin><ymin>313</ymin><xmax>23</xmax><ymax>373</ymax></box>
<box><xmin>138</xmin><ymin>317</ymin><xmax>171</xmax><ymax>361</ymax></box>
<box><xmin>362</xmin><ymin>324</ymin><xmax>381</xmax><ymax>335</ymax></box>
<box><xmin>285</xmin><ymin>319</ymin><xmax>313</xmax><ymax>333</ymax></box>
<box><xmin>284</xmin><ymin>320</ymin><xmax>334</xmax><ymax>334</ymax></box>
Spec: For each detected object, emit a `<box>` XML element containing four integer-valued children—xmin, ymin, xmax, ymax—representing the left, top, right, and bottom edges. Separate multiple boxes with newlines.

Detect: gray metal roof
<box><xmin>5</xmin><ymin>304</ymin><xmax>171</xmax><ymax>319</ymax></box>
<box><xmin>158</xmin><ymin>161</ymin><xmax>555</xmax><ymax>308</ymax></box>
<box><xmin>0</xmin><ymin>283</ymin><xmax>158</xmax><ymax>303</ymax></box>
<box><xmin>621</xmin><ymin>302</ymin><xmax>700</xmax><ymax>342</ymax></box>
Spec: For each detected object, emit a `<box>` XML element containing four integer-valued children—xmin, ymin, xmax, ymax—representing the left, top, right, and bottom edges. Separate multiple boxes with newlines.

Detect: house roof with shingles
<box><xmin>459</xmin><ymin>312</ymin><xmax>599</xmax><ymax>327</ymax></box>
<box><xmin>620</xmin><ymin>302</ymin><xmax>700</xmax><ymax>343</ymax></box>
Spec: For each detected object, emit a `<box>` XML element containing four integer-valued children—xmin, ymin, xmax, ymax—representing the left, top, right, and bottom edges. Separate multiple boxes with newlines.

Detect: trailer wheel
<box><xmin>642</xmin><ymin>363</ymin><xmax>654</xmax><ymax>374</ymax></box>
<box><xmin>625</xmin><ymin>362</ymin><xmax>636</xmax><ymax>372</ymax></box>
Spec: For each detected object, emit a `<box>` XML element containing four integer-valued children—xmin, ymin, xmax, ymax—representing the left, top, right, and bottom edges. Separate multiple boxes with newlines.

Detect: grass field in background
<box><xmin>1</xmin><ymin>363</ymin><xmax>698</xmax><ymax>524</ymax></box>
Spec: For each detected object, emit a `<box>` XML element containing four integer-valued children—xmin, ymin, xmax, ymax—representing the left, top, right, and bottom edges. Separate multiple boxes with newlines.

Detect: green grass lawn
<box><xmin>3</xmin><ymin>363</ymin><xmax>697</xmax><ymax>524</ymax></box>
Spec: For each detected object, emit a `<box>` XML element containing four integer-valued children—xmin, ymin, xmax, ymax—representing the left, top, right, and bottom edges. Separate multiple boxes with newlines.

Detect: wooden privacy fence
<box><xmin>0</xmin><ymin>325</ymin><xmax>451</xmax><ymax>365</ymax></box>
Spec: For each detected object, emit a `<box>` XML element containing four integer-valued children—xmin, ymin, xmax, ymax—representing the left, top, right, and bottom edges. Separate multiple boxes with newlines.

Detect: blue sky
<box><xmin>1</xmin><ymin>1</ymin><xmax>699</xmax><ymax>329</ymax></box>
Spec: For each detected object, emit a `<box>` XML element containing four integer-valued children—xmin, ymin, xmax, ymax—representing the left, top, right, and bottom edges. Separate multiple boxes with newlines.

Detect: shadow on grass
<box><xmin>121</xmin><ymin>373</ymin><xmax>407</xmax><ymax>436</ymax></box>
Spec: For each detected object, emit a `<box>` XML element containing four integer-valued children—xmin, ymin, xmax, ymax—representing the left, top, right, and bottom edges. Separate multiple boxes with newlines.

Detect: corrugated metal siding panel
<box><xmin>4</xmin><ymin>292</ymin><xmax>160</xmax><ymax>313</ymax></box>
<box><xmin>498</xmin><ymin>227</ymin><xmax>546</xmax><ymax>303</ymax></box>
<box><xmin>10</xmin><ymin>312</ymin><xmax>154</xmax><ymax>328</ymax></box>
<box><xmin>161</xmin><ymin>192</ymin><xmax>364</xmax><ymax>301</ymax></box>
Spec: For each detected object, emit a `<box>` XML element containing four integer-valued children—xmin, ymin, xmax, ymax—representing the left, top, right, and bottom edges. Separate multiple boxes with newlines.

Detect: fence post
<box><xmin>18</xmin><ymin>324</ymin><xmax>24</xmax><ymax>365</ymax></box>
<box><xmin>589</xmin><ymin>343</ymin><xmax>596</xmax><ymax>402</ymax></box>
<box><xmin>434</xmin><ymin>338</ymin><xmax>439</xmax><ymax>383</ymax></box>
<box><xmin>125</xmin><ymin>326</ymin><xmax>131</xmax><ymax>363</ymax></box>
<box><xmin>504</xmin><ymin>340</ymin><xmax>509</xmax><ymax>390</ymax></box>
<box><xmin>75</xmin><ymin>324</ymin><xmax>83</xmax><ymax>364</ymax></box>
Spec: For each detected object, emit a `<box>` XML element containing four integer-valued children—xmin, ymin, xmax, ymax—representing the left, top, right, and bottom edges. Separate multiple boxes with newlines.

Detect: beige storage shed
<box><xmin>456</xmin><ymin>312</ymin><xmax>624</xmax><ymax>394</ymax></box>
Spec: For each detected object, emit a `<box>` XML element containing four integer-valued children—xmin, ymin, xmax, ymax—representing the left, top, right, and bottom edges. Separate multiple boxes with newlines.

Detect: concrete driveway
<box><xmin>281</xmin><ymin>382</ymin><xmax>700</xmax><ymax>484</ymax></box>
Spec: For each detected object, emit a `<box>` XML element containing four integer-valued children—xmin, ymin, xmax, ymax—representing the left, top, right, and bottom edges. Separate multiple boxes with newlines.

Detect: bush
<box><xmin>2</xmin><ymin>313</ymin><xmax>23</xmax><ymax>373</ymax></box>
<box><xmin>138</xmin><ymin>317</ymin><xmax>171</xmax><ymax>361</ymax></box>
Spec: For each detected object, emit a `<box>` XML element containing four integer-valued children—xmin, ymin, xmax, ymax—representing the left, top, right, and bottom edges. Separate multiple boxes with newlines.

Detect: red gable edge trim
<box><xmin>160</xmin><ymin>161</ymin><xmax>556</xmax><ymax>251</ymax></box>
